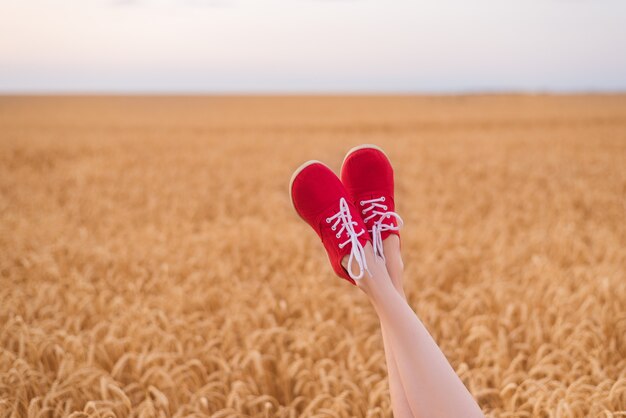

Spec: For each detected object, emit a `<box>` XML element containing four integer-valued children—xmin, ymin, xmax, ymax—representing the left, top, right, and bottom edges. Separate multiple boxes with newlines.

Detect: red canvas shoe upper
<box><xmin>290</xmin><ymin>161</ymin><xmax>371</xmax><ymax>284</ymax></box>
<box><xmin>341</xmin><ymin>145</ymin><xmax>403</xmax><ymax>261</ymax></box>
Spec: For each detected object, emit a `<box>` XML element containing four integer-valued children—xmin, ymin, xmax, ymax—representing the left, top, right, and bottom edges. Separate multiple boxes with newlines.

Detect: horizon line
<box><xmin>2</xmin><ymin>89</ymin><xmax>626</xmax><ymax>97</ymax></box>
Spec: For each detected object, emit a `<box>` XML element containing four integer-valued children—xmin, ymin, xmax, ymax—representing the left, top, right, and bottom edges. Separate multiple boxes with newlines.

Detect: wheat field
<box><xmin>0</xmin><ymin>95</ymin><xmax>625</xmax><ymax>417</ymax></box>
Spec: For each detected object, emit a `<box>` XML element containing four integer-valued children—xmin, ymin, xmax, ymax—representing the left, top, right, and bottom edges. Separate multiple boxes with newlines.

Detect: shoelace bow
<box><xmin>326</xmin><ymin>197</ymin><xmax>370</xmax><ymax>280</ymax></box>
<box><xmin>360</xmin><ymin>196</ymin><xmax>403</xmax><ymax>262</ymax></box>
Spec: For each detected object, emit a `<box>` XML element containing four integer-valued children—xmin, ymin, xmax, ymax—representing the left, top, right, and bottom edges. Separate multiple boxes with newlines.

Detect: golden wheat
<box><xmin>0</xmin><ymin>95</ymin><xmax>625</xmax><ymax>417</ymax></box>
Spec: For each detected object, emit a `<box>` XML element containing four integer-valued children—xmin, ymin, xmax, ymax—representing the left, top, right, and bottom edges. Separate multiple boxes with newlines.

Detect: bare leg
<box><xmin>344</xmin><ymin>246</ymin><xmax>413</xmax><ymax>417</ymax></box>
<box><xmin>378</xmin><ymin>236</ymin><xmax>413</xmax><ymax>417</ymax></box>
<box><xmin>379</xmin><ymin>237</ymin><xmax>417</xmax><ymax>417</ymax></box>
<box><xmin>380</xmin><ymin>330</ymin><xmax>414</xmax><ymax>417</ymax></box>
<box><xmin>350</xmin><ymin>242</ymin><xmax>484</xmax><ymax>418</ymax></box>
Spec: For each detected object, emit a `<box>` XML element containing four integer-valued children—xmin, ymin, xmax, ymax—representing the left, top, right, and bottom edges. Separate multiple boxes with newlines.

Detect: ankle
<box><xmin>356</xmin><ymin>265</ymin><xmax>395</xmax><ymax>298</ymax></box>
<box><xmin>386</xmin><ymin>261</ymin><xmax>405</xmax><ymax>297</ymax></box>
<box><xmin>377</xmin><ymin>236</ymin><xmax>403</xmax><ymax>298</ymax></box>
<box><xmin>385</xmin><ymin>251</ymin><xmax>404</xmax><ymax>274</ymax></box>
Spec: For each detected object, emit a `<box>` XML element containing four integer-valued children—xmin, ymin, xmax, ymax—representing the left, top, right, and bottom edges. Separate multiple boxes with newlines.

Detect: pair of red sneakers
<box><xmin>289</xmin><ymin>145</ymin><xmax>403</xmax><ymax>285</ymax></box>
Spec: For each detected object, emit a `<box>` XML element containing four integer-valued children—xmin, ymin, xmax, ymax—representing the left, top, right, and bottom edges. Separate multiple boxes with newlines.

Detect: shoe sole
<box><xmin>341</xmin><ymin>144</ymin><xmax>389</xmax><ymax>169</ymax></box>
<box><xmin>288</xmin><ymin>160</ymin><xmax>327</xmax><ymax>214</ymax></box>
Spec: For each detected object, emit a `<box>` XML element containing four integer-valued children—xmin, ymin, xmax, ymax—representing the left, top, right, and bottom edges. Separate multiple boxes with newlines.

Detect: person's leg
<box><xmin>349</xmin><ymin>241</ymin><xmax>484</xmax><ymax>418</ymax></box>
<box><xmin>345</xmin><ymin>237</ymin><xmax>412</xmax><ymax>417</ymax></box>
<box><xmin>380</xmin><ymin>235</ymin><xmax>414</xmax><ymax>417</ymax></box>
<box><xmin>373</xmin><ymin>236</ymin><xmax>413</xmax><ymax>417</ymax></box>
<box><xmin>379</xmin><ymin>236</ymin><xmax>417</xmax><ymax>417</ymax></box>
<box><xmin>380</xmin><ymin>329</ymin><xmax>414</xmax><ymax>417</ymax></box>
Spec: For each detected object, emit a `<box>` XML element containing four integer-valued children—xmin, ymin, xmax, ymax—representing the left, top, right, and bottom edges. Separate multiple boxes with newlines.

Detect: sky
<box><xmin>1</xmin><ymin>0</ymin><xmax>626</xmax><ymax>93</ymax></box>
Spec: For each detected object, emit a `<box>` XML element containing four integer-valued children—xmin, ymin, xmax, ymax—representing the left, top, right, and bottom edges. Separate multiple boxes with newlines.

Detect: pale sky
<box><xmin>1</xmin><ymin>0</ymin><xmax>626</xmax><ymax>93</ymax></box>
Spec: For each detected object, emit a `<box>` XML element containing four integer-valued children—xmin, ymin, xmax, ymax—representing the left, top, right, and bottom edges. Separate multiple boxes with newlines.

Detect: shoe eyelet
<box><xmin>326</xmin><ymin>218</ymin><xmax>331</xmax><ymax>223</ymax></box>
<box><xmin>383</xmin><ymin>205</ymin><xmax>388</xmax><ymax>210</ymax></box>
<box><xmin>331</xmin><ymin>226</ymin><xmax>336</xmax><ymax>231</ymax></box>
<box><xmin>381</xmin><ymin>197</ymin><xmax>386</xmax><ymax>202</ymax></box>
<box><xmin>338</xmin><ymin>243</ymin><xmax>345</xmax><ymax>249</ymax></box>
<box><xmin>360</xmin><ymin>201</ymin><xmax>364</xmax><ymax>206</ymax></box>
<box><xmin>336</xmin><ymin>233</ymin><xmax>341</xmax><ymax>238</ymax></box>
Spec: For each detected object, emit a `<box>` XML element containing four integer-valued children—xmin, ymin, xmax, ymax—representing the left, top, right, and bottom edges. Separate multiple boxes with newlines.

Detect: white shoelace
<box><xmin>360</xmin><ymin>197</ymin><xmax>403</xmax><ymax>262</ymax></box>
<box><xmin>326</xmin><ymin>197</ymin><xmax>370</xmax><ymax>280</ymax></box>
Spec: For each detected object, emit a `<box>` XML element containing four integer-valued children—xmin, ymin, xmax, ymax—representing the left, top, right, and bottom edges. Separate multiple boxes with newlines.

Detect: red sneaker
<box><xmin>290</xmin><ymin>160</ymin><xmax>371</xmax><ymax>284</ymax></box>
<box><xmin>340</xmin><ymin>145</ymin><xmax>403</xmax><ymax>261</ymax></box>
